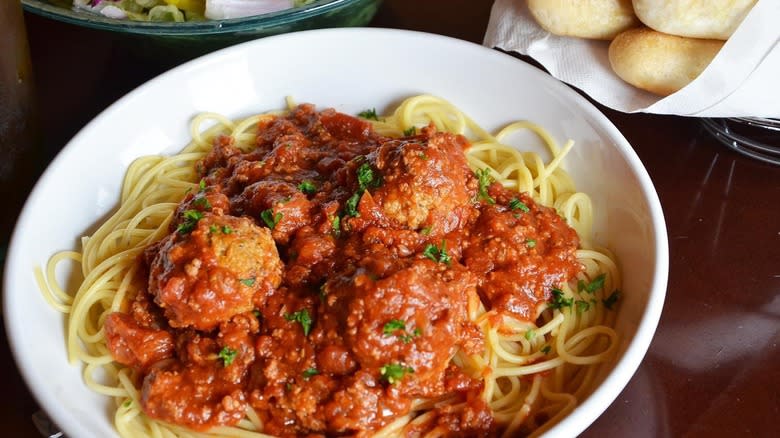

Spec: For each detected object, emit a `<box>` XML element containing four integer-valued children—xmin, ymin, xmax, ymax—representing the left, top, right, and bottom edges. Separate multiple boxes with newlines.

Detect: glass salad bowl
<box><xmin>22</xmin><ymin>0</ymin><xmax>382</xmax><ymax>60</ymax></box>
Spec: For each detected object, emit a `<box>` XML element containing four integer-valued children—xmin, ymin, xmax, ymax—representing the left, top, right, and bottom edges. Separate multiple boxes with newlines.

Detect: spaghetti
<box><xmin>38</xmin><ymin>95</ymin><xmax>620</xmax><ymax>437</ymax></box>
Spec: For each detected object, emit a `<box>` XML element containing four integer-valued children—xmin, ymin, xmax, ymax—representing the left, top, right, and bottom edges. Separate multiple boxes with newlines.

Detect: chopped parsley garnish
<box><xmin>475</xmin><ymin>168</ymin><xmax>496</xmax><ymax>205</ymax></box>
<box><xmin>508</xmin><ymin>198</ymin><xmax>530</xmax><ymax>213</ymax></box>
<box><xmin>218</xmin><ymin>347</ymin><xmax>237</xmax><ymax>366</ymax></box>
<box><xmin>603</xmin><ymin>290</ymin><xmax>621</xmax><ymax>310</ymax></box>
<box><xmin>524</xmin><ymin>329</ymin><xmax>536</xmax><ymax>341</ymax></box>
<box><xmin>417</xmin><ymin>152</ymin><xmax>428</xmax><ymax>160</ymax></box>
<box><xmin>298</xmin><ymin>180</ymin><xmax>317</xmax><ymax>194</ymax></box>
<box><xmin>357</xmin><ymin>163</ymin><xmax>382</xmax><ymax>190</ymax></box>
<box><xmin>302</xmin><ymin>368</ymin><xmax>319</xmax><ymax>379</ymax></box>
<box><xmin>357</xmin><ymin>164</ymin><xmax>374</xmax><ymax>189</ymax></box>
<box><xmin>585</xmin><ymin>274</ymin><xmax>607</xmax><ymax>293</ymax></box>
<box><xmin>526</xmin><ymin>238</ymin><xmax>537</xmax><ymax>248</ymax></box>
<box><xmin>122</xmin><ymin>400</ymin><xmax>132</xmax><ymax>408</ymax></box>
<box><xmin>380</xmin><ymin>363</ymin><xmax>414</xmax><ymax>384</ymax></box>
<box><xmin>210</xmin><ymin>224</ymin><xmax>233</xmax><ymax>235</ymax></box>
<box><xmin>177</xmin><ymin>210</ymin><xmax>203</xmax><ymax>234</ymax></box>
<box><xmin>345</xmin><ymin>192</ymin><xmax>361</xmax><ymax>217</ymax></box>
<box><xmin>239</xmin><ymin>277</ymin><xmax>256</xmax><ymax>287</ymax></box>
<box><xmin>403</xmin><ymin>126</ymin><xmax>416</xmax><ymax>136</ymax></box>
<box><xmin>252</xmin><ymin>309</ymin><xmax>261</xmax><ymax>318</ymax></box>
<box><xmin>383</xmin><ymin>320</ymin><xmax>421</xmax><ymax>344</ymax></box>
<box><xmin>549</xmin><ymin>288</ymin><xmax>573</xmax><ymax>310</ymax></box>
<box><xmin>383</xmin><ymin>319</ymin><xmax>406</xmax><ymax>335</ymax></box>
<box><xmin>541</xmin><ymin>345</ymin><xmax>551</xmax><ymax>354</ymax></box>
<box><xmin>438</xmin><ymin>248</ymin><xmax>451</xmax><ymax>265</ymax></box>
<box><xmin>284</xmin><ymin>309</ymin><xmax>313</xmax><ymax>336</ymax></box>
<box><xmin>185</xmin><ymin>180</ymin><xmax>206</xmax><ymax>196</ymax></box>
<box><xmin>577</xmin><ymin>279</ymin><xmax>586</xmax><ymax>293</ymax></box>
<box><xmin>423</xmin><ymin>240</ymin><xmax>451</xmax><ymax>265</ymax></box>
<box><xmin>420</xmin><ymin>226</ymin><xmax>432</xmax><ymax>236</ymax></box>
<box><xmin>400</xmin><ymin>328</ymin><xmax>422</xmax><ymax>344</ymax></box>
<box><xmin>193</xmin><ymin>196</ymin><xmax>212</xmax><ymax>210</ymax></box>
<box><xmin>331</xmin><ymin>216</ymin><xmax>341</xmax><ymax>236</ymax></box>
<box><xmin>260</xmin><ymin>209</ymin><xmax>283</xmax><ymax>229</ymax></box>
<box><xmin>358</xmin><ymin>108</ymin><xmax>379</xmax><ymax>120</ymax></box>
<box><xmin>342</xmin><ymin>162</ymin><xmax>382</xmax><ymax>218</ymax></box>
<box><xmin>576</xmin><ymin>300</ymin><xmax>591</xmax><ymax>313</ymax></box>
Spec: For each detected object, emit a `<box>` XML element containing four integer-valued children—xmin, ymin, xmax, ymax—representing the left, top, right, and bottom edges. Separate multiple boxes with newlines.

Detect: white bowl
<box><xmin>3</xmin><ymin>28</ymin><xmax>668</xmax><ymax>438</ymax></box>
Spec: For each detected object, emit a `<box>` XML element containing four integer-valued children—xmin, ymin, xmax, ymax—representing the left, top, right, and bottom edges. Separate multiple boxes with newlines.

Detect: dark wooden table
<box><xmin>2</xmin><ymin>1</ymin><xmax>778</xmax><ymax>436</ymax></box>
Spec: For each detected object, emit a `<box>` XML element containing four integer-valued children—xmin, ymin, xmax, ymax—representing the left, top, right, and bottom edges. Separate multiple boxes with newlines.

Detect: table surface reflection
<box><xmin>1</xmin><ymin>1</ymin><xmax>778</xmax><ymax>437</ymax></box>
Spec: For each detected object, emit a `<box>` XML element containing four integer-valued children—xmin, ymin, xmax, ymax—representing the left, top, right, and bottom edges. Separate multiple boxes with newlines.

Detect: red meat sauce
<box><xmin>103</xmin><ymin>104</ymin><xmax>581</xmax><ymax>437</ymax></box>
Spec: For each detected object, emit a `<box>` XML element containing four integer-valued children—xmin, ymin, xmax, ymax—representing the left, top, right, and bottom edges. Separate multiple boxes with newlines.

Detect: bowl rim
<box><xmin>3</xmin><ymin>27</ymin><xmax>669</xmax><ymax>438</ymax></box>
<box><xmin>21</xmin><ymin>0</ymin><xmax>373</xmax><ymax>35</ymax></box>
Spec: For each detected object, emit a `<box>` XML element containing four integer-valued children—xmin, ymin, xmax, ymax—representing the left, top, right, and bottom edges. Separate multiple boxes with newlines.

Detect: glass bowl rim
<box><xmin>22</xmin><ymin>0</ymin><xmax>371</xmax><ymax>35</ymax></box>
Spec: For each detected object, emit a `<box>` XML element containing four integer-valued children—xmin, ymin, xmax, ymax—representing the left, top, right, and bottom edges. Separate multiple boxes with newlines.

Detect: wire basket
<box><xmin>701</xmin><ymin>117</ymin><xmax>780</xmax><ymax>165</ymax></box>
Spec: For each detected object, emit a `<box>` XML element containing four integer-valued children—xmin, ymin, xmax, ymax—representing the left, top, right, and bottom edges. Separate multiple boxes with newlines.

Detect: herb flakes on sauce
<box><xmin>177</xmin><ymin>210</ymin><xmax>203</xmax><ymax>234</ymax></box>
<box><xmin>423</xmin><ymin>240</ymin><xmax>451</xmax><ymax>265</ymax></box>
<box><xmin>218</xmin><ymin>347</ymin><xmax>237</xmax><ymax>366</ymax></box>
<box><xmin>260</xmin><ymin>209</ymin><xmax>283</xmax><ymax>229</ymax></box>
<box><xmin>380</xmin><ymin>363</ymin><xmax>414</xmax><ymax>384</ymax></box>
<box><xmin>284</xmin><ymin>309</ymin><xmax>313</xmax><ymax>336</ymax></box>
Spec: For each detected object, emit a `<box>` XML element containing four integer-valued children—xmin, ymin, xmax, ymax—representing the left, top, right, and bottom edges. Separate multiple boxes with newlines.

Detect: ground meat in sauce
<box><xmin>148</xmin><ymin>214</ymin><xmax>283</xmax><ymax>331</ymax></box>
<box><xmin>463</xmin><ymin>188</ymin><xmax>581</xmax><ymax>320</ymax></box>
<box><xmin>103</xmin><ymin>104</ymin><xmax>582</xmax><ymax>436</ymax></box>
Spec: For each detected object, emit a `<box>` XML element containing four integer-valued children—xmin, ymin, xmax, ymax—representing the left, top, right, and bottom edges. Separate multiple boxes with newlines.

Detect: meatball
<box><xmin>148</xmin><ymin>214</ymin><xmax>283</xmax><ymax>331</ymax></box>
<box><xmin>330</xmin><ymin>259</ymin><xmax>480</xmax><ymax>399</ymax></box>
<box><xmin>368</xmin><ymin>131</ymin><xmax>478</xmax><ymax>234</ymax></box>
<box><xmin>463</xmin><ymin>190</ymin><xmax>581</xmax><ymax>320</ymax></box>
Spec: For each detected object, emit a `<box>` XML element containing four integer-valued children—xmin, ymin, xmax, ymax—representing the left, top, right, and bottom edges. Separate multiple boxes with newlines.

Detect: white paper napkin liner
<box><xmin>484</xmin><ymin>0</ymin><xmax>780</xmax><ymax>117</ymax></box>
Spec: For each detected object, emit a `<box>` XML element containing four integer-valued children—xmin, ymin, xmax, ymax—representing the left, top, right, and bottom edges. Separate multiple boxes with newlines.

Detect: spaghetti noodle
<box><xmin>38</xmin><ymin>95</ymin><xmax>620</xmax><ymax>437</ymax></box>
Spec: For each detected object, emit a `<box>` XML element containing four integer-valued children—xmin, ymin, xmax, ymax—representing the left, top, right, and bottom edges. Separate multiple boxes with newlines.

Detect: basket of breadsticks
<box><xmin>483</xmin><ymin>0</ymin><xmax>779</xmax><ymax>117</ymax></box>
